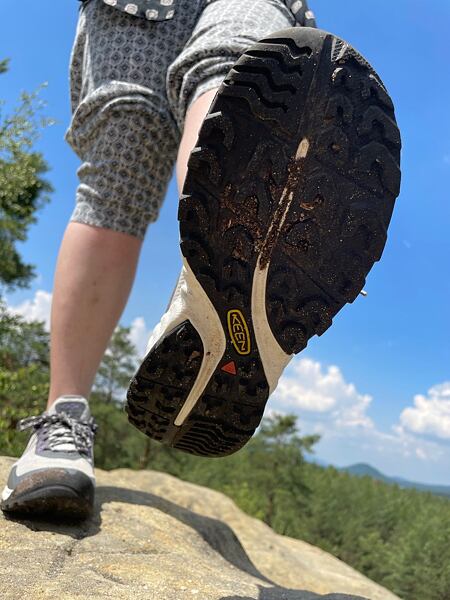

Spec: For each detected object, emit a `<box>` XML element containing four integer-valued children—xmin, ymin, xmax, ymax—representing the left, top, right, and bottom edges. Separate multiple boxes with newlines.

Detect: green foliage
<box><xmin>126</xmin><ymin>414</ymin><xmax>320</xmax><ymax>531</ymax></box>
<box><xmin>0</xmin><ymin>59</ymin><xmax>52</xmax><ymax>290</ymax></box>
<box><xmin>0</xmin><ymin>302</ymin><xmax>49</xmax><ymax>456</ymax></box>
<box><xmin>0</xmin><ymin>300</ymin><xmax>49</xmax><ymax>370</ymax></box>
<box><xmin>0</xmin><ymin>365</ymin><xmax>49</xmax><ymax>456</ymax></box>
<box><xmin>212</xmin><ymin>415</ymin><xmax>320</xmax><ymax>532</ymax></box>
<box><xmin>88</xmin><ymin>392</ymin><xmax>144</xmax><ymax>469</ymax></box>
<box><xmin>93</xmin><ymin>326</ymin><xmax>138</xmax><ymax>403</ymax></box>
<box><xmin>295</xmin><ymin>464</ymin><xmax>450</xmax><ymax>600</ymax></box>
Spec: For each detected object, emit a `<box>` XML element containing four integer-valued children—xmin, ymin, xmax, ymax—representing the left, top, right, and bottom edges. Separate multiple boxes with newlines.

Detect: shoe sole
<box><xmin>126</xmin><ymin>27</ymin><xmax>401</xmax><ymax>457</ymax></box>
<box><xmin>1</xmin><ymin>485</ymin><xmax>93</xmax><ymax>520</ymax></box>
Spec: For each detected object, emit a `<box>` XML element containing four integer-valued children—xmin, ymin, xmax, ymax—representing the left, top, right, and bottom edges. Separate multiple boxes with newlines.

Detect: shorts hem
<box><xmin>70</xmin><ymin>200</ymin><xmax>153</xmax><ymax>240</ymax></box>
<box><xmin>187</xmin><ymin>74</ymin><xmax>227</xmax><ymax>113</ymax></box>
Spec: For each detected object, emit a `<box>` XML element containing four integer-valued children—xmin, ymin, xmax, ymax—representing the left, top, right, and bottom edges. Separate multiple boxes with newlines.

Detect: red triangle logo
<box><xmin>221</xmin><ymin>361</ymin><xmax>237</xmax><ymax>375</ymax></box>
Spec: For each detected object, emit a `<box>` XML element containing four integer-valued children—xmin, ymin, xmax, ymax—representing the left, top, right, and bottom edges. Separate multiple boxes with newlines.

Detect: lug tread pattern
<box><xmin>220</xmin><ymin>37</ymin><xmax>316</xmax><ymax>136</ymax></box>
<box><xmin>264</xmin><ymin>34</ymin><xmax>401</xmax><ymax>353</ymax></box>
<box><xmin>126</xmin><ymin>320</ymin><xmax>269</xmax><ymax>456</ymax></box>
<box><xmin>127</xmin><ymin>27</ymin><xmax>401</xmax><ymax>456</ymax></box>
<box><xmin>126</xmin><ymin>321</ymin><xmax>204</xmax><ymax>443</ymax></box>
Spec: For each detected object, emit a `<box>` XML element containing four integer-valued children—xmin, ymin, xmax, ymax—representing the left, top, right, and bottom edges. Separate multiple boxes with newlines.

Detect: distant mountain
<box><xmin>341</xmin><ymin>463</ymin><xmax>450</xmax><ymax>498</ymax></box>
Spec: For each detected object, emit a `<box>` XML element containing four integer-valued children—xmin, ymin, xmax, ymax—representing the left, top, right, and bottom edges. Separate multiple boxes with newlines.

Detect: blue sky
<box><xmin>1</xmin><ymin>0</ymin><xmax>449</xmax><ymax>484</ymax></box>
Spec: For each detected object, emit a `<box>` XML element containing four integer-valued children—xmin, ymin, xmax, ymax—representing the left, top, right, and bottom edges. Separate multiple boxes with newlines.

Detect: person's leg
<box><xmin>47</xmin><ymin>223</ymin><xmax>141</xmax><ymax>407</ymax></box>
<box><xmin>1</xmin><ymin>0</ymin><xmax>204</xmax><ymax>518</ymax></box>
<box><xmin>50</xmin><ymin>0</ymin><xmax>194</xmax><ymax>407</ymax></box>
<box><xmin>176</xmin><ymin>88</ymin><xmax>218</xmax><ymax>192</ymax></box>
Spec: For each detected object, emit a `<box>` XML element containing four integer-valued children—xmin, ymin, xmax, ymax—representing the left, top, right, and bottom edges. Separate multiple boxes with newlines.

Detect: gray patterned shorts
<box><xmin>66</xmin><ymin>0</ymin><xmax>297</xmax><ymax>238</ymax></box>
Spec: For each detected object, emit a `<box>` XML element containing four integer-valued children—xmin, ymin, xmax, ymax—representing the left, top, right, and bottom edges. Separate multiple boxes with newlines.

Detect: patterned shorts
<box><xmin>66</xmin><ymin>0</ymin><xmax>301</xmax><ymax>238</ymax></box>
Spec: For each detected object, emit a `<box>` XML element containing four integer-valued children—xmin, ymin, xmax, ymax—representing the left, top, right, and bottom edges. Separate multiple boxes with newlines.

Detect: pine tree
<box><xmin>246</xmin><ymin>414</ymin><xmax>319</xmax><ymax>532</ymax></box>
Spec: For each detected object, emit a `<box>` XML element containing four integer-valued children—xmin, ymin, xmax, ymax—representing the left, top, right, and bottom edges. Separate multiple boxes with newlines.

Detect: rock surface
<box><xmin>0</xmin><ymin>456</ymin><xmax>400</xmax><ymax>600</ymax></box>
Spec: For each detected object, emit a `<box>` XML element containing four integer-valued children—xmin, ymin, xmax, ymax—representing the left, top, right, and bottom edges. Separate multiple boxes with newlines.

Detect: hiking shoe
<box><xmin>1</xmin><ymin>395</ymin><xmax>97</xmax><ymax>519</ymax></box>
<box><xmin>126</xmin><ymin>27</ymin><xmax>401</xmax><ymax>457</ymax></box>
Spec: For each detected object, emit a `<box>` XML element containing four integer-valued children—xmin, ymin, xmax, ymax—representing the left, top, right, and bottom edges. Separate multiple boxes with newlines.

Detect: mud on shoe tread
<box><xmin>126</xmin><ymin>27</ymin><xmax>401</xmax><ymax>457</ymax></box>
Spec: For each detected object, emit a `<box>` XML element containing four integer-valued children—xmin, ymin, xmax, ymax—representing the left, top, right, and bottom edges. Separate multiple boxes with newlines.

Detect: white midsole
<box><xmin>145</xmin><ymin>257</ymin><xmax>226</xmax><ymax>427</ymax></box>
<box><xmin>1</xmin><ymin>486</ymin><xmax>13</xmax><ymax>502</ymax></box>
<box><xmin>251</xmin><ymin>257</ymin><xmax>292</xmax><ymax>394</ymax></box>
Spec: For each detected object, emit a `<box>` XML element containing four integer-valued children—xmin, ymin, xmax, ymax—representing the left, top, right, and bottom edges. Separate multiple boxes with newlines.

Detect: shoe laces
<box><xmin>17</xmin><ymin>413</ymin><xmax>98</xmax><ymax>456</ymax></box>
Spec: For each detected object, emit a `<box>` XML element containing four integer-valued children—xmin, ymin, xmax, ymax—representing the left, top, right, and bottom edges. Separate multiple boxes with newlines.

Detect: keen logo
<box><xmin>227</xmin><ymin>309</ymin><xmax>251</xmax><ymax>356</ymax></box>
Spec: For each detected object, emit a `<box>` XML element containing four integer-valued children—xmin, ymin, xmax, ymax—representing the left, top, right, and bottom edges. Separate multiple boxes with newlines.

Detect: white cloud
<box><xmin>273</xmin><ymin>358</ymin><xmax>374</xmax><ymax>428</ymax></box>
<box><xmin>400</xmin><ymin>382</ymin><xmax>450</xmax><ymax>440</ymax></box>
<box><xmin>316</xmin><ymin>419</ymin><xmax>448</xmax><ymax>483</ymax></box>
<box><xmin>270</xmin><ymin>356</ymin><xmax>450</xmax><ymax>483</ymax></box>
<box><xmin>8</xmin><ymin>289</ymin><xmax>53</xmax><ymax>330</ymax></box>
<box><xmin>415</xmin><ymin>447</ymin><xmax>427</xmax><ymax>460</ymax></box>
<box><xmin>129</xmin><ymin>316</ymin><xmax>152</xmax><ymax>358</ymax></box>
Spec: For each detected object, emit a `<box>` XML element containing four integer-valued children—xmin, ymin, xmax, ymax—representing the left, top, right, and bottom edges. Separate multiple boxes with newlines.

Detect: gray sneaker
<box><xmin>1</xmin><ymin>395</ymin><xmax>97</xmax><ymax>519</ymax></box>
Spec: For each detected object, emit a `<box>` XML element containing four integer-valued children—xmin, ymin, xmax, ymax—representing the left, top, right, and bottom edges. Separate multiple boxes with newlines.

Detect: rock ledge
<box><xmin>0</xmin><ymin>457</ymin><xmax>400</xmax><ymax>600</ymax></box>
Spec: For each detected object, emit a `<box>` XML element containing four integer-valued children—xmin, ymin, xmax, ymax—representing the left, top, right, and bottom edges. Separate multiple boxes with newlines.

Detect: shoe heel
<box><xmin>126</xmin><ymin>320</ymin><xmax>204</xmax><ymax>445</ymax></box>
<box><xmin>126</xmin><ymin>319</ymin><xmax>269</xmax><ymax>457</ymax></box>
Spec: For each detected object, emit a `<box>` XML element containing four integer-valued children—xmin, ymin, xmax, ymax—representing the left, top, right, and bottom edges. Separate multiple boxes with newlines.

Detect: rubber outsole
<box><xmin>126</xmin><ymin>27</ymin><xmax>401</xmax><ymax>457</ymax></box>
<box><xmin>1</xmin><ymin>484</ymin><xmax>94</xmax><ymax>520</ymax></box>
